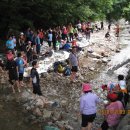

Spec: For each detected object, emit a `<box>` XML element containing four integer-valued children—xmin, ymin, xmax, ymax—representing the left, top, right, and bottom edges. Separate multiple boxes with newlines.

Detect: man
<box><xmin>30</xmin><ymin>61</ymin><xmax>42</xmax><ymax>96</ymax></box>
<box><xmin>16</xmin><ymin>53</ymin><xmax>25</xmax><ymax>87</ymax></box>
<box><xmin>6</xmin><ymin>36</ymin><xmax>15</xmax><ymax>52</ymax></box>
<box><xmin>6</xmin><ymin>56</ymin><xmax>20</xmax><ymax>93</ymax></box>
<box><xmin>69</xmin><ymin>46</ymin><xmax>79</xmax><ymax>82</ymax></box>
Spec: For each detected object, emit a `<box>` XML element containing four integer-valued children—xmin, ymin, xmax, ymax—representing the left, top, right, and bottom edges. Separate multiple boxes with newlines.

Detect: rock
<box><xmin>43</xmin><ymin>110</ymin><xmax>53</xmax><ymax>119</ymax></box>
<box><xmin>41</xmin><ymin>72</ymin><xmax>48</xmax><ymax>78</ymax></box>
<box><xmin>102</xmin><ymin>58</ymin><xmax>109</xmax><ymax>63</ymax></box>
<box><xmin>65</xmin><ymin>124</ymin><xmax>74</xmax><ymax>130</ymax></box>
<box><xmin>116</xmin><ymin>114</ymin><xmax>130</xmax><ymax>130</ymax></box>
<box><xmin>33</xmin><ymin>108</ymin><xmax>42</xmax><ymax>116</ymax></box>
<box><xmin>89</xmin><ymin>52</ymin><xmax>103</xmax><ymax>59</ymax></box>
<box><xmin>53</xmin><ymin>111</ymin><xmax>62</xmax><ymax>121</ymax></box>
<box><xmin>117</xmin><ymin>125</ymin><xmax>130</xmax><ymax>130</ymax></box>
<box><xmin>35</xmin><ymin>98</ymin><xmax>45</xmax><ymax>108</ymax></box>
<box><xmin>61</xmin><ymin>100</ymin><xmax>67</xmax><ymax>107</ymax></box>
<box><xmin>44</xmin><ymin>126</ymin><xmax>60</xmax><ymax>130</ymax></box>
<box><xmin>89</xmin><ymin>67</ymin><xmax>95</xmax><ymax>71</ymax></box>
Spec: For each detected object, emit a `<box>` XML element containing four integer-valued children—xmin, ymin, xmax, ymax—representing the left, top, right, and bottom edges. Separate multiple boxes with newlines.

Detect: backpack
<box><xmin>57</xmin><ymin>64</ymin><xmax>64</xmax><ymax>73</ymax></box>
<box><xmin>64</xmin><ymin>67</ymin><xmax>71</xmax><ymax>76</ymax></box>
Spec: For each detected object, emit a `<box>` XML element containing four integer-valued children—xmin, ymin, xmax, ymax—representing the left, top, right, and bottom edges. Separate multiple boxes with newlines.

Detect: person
<box><xmin>6</xmin><ymin>36</ymin><xmax>15</xmax><ymax>53</ymax></box>
<box><xmin>80</xmin><ymin>83</ymin><xmax>101</xmax><ymax>130</ymax></box>
<box><xmin>48</xmin><ymin>30</ymin><xmax>53</xmax><ymax>48</ymax></box>
<box><xmin>30</xmin><ymin>61</ymin><xmax>42</xmax><ymax>96</ymax></box>
<box><xmin>16</xmin><ymin>53</ymin><xmax>25</xmax><ymax>87</ymax></box>
<box><xmin>105</xmin><ymin>31</ymin><xmax>111</xmax><ymax>41</ymax></box>
<box><xmin>117</xmin><ymin>75</ymin><xmax>129</xmax><ymax>108</ymax></box>
<box><xmin>99</xmin><ymin>93</ymin><xmax>124</xmax><ymax>130</ymax></box>
<box><xmin>26</xmin><ymin>41</ymin><xmax>33</xmax><ymax>62</ymax></box>
<box><xmin>18</xmin><ymin>32</ymin><xmax>26</xmax><ymax>52</ymax></box>
<box><xmin>68</xmin><ymin>23</ymin><xmax>74</xmax><ymax>42</ymax></box>
<box><xmin>69</xmin><ymin>46</ymin><xmax>79</xmax><ymax>82</ymax></box>
<box><xmin>21</xmin><ymin>51</ymin><xmax>28</xmax><ymax>66</ymax></box>
<box><xmin>115</xmin><ymin>24</ymin><xmax>120</xmax><ymax>37</ymax></box>
<box><xmin>100</xmin><ymin>21</ymin><xmax>104</xmax><ymax>30</ymax></box>
<box><xmin>6</xmin><ymin>56</ymin><xmax>20</xmax><ymax>93</ymax></box>
<box><xmin>35</xmin><ymin>33</ymin><xmax>41</xmax><ymax>54</ymax></box>
<box><xmin>85</xmin><ymin>28</ymin><xmax>91</xmax><ymax>42</ymax></box>
<box><xmin>108</xmin><ymin>23</ymin><xmax>111</xmax><ymax>31</ymax></box>
<box><xmin>52</xmin><ymin>29</ymin><xmax>57</xmax><ymax>50</ymax></box>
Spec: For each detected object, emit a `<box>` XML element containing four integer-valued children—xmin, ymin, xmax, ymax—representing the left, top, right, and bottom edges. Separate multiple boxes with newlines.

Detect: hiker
<box><xmin>52</xmin><ymin>29</ymin><xmax>57</xmax><ymax>50</ymax></box>
<box><xmin>6</xmin><ymin>55</ymin><xmax>20</xmax><ymax>93</ymax></box>
<box><xmin>108</xmin><ymin>23</ymin><xmax>111</xmax><ymax>31</ymax></box>
<box><xmin>62</xmin><ymin>26</ymin><xmax>68</xmax><ymax>40</ymax></box>
<box><xmin>100</xmin><ymin>21</ymin><xmax>104</xmax><ymax>30</ymax></box>
<box><xmin>105</xmin><ymin>31</ymin><xmax>111</xmax><ymax>41</ymax></box>
<box><xmin>115</xmin><ymin>24</ymin><xmax>120</xmax><ymax>37</ymax></box>
<box><xmin>21</xmin><ymin>51</ymin><xmax>28</xmax><ymax>66</ymax></box>
<box><xmin>30</xmin><ymin>61</ymin><xmax>42</xmax><ymax>96</ymax></box>
<box><xmin>117</xmin><ymin>75</ymin><xmax>129</xmax><ymax>108</ymax></box>
<box><xmin>6</xmin><ymin>36</ymin><xmax>15</xmax><ymax>53</ymax></box>
<box><xmin>68</xmin><ymin>23</ymin><xmax>74</xmax><ymax>42</ymax></box>
<box><xmin>48</xmin><ymin>30</ymin><xmax>53</xmax><ymax>48</ymax></box>
<box><xmin>18</xmin><ymin>32</ymin><xmax>26</xmax><ymax>52</ymax></box>
<box><xmin>26</xmin><ymin>41</ymin><xmax>33</xmax><ymax>63</ymax></box>
<box><xmin>16</xmin><ymin>53</ymin><xmax>25</xmax><ymax>87</ymax></box>
<box><xmin>98</xmin><ymin>93</ymin><xmax>124</xmax><ymax>130</ymax></box>
<box><xmin>35</xmin><ymin>33</ymin><xmax>41</xmax><ymax>54</ymax></box>
<box><xmin>69</xmin><ymin>46</ymin><xmax>79</xmax><ymax>82</ymax></box>
<box><xmin>85</xmin><ymin>28</ymin><xmax>91</xmax><ymax>42</ymax></box>
<box><xmin>80</xmin><ymin>83</ymin><xmax>101</xmax><ymax>130</ymax></box>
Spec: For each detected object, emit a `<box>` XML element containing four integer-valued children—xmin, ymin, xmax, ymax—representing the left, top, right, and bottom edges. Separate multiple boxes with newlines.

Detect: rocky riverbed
<box><xmin>0</xmin><ymin>21</ymin><xmax>130</xmax><ymax>130</ymax></box>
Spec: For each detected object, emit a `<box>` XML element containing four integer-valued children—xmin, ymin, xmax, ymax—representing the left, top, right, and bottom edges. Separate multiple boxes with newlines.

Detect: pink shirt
<box><xmin>105</xmin><ymin>101</ymin><xmax>124</xmax><ymax>126</ymax></box>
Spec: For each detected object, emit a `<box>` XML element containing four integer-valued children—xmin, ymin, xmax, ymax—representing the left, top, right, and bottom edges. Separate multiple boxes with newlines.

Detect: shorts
<box><xmin>9</xmin><ymin>72</ymin><xmax>18</xmax><ymax>85</ymax></box>
<box><xmin>19</xmin><ymin>73</ymin><xmax>23</xmax><ymax>81</ymax></box>
<box><xmin>71</xmin><ymin>66</ymin><xmax>78</xmax><ymax>72</ymax></box>
<box><xmin>9</xmin><ymin>72</ymin><xmax>18</xmax><ymax>81</ymax></box>
<box><xmin>33</xmin><ymin>83</ymin><xmax>42</xmax><ymax>96</ymax></box>
<box><xmin>48</xmin><ymin>41</ymin><xmax>52</xmax><ymax>47</ymax></box>
<box><xmin>81</xmin><ymin>113</ymin><xmax>96</xmax><ymax>127</ymax></box>
<box><xmin>101</xmin><ymin>120</ymin><xmax>109</xmax><ymax>130</ymax></box>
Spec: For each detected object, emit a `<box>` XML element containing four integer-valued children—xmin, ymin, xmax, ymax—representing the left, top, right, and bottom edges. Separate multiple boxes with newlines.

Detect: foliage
<box><xmin>0</xmin><ymin>0</ymin><xmax>129</xmax><ymax>39</ymax></box>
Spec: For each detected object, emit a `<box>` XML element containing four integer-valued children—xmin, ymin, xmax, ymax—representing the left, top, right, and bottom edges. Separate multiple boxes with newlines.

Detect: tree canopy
<box><xmin>0</xmin><ymin>0</ymin><xmax>130</xmax><ymax>39</ymax></box>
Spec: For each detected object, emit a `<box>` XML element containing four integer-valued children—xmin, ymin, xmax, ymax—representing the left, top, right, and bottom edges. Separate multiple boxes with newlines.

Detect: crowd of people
<box><xmin>80</xmin><ymin>74</ymin><xmax>129</xmax><ymax>130</ymax></box>
<box><xmin>0</xmin><ymin>21</ymin><xmax>125</xmax><ymax>130</ymax></box>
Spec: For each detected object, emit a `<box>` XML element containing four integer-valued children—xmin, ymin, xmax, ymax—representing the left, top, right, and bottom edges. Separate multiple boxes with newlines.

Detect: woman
<box><xmin>80</xmin><ymin>83</ymin><xmax>100</xmax><ymax>130</ymax></box>
<box><xmin>99</xmin><ymin>93</ymin><xmax>124</xmax><ymax>130</ymax></box>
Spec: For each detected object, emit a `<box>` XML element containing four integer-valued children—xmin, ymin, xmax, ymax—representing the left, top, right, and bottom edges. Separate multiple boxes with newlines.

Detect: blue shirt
<box><xmin>48</xmin><ymin>33</ymin><xmax>53</xmax><ymax>41</ymax></box>
<box><xmin>16</xmin><ymin>58</ymin><xmax>24</xmax><ymax>73</ymax></box>
<box><xmin>6</xmin><ymin>40</ymin><xmax>15</xmax><ymax>49</ymax></box>
<box><xmin>35</xmin><ymin>36</ymin><xmax>41</xmax><ymax>45</ymax></box>
<box><xmin>80</xmin><ymin>92</ymin><xmax>100</xmax><ymax>115</ymax></box>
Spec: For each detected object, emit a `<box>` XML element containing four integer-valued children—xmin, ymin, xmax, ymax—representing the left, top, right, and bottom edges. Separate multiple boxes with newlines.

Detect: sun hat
<box><xmin>20</xmin><ymin>32</ymin><xmax>24</xmax><ymax>35</ymax></box>
<box><xmin>82</xmin><ymin>83</ymin><xmax>92</xmax><ymax>92</ymax></box>
<box><xmin>107</xmin><ymin>93</ymin><xmax>118</xmax><ymax>102</ymax></box>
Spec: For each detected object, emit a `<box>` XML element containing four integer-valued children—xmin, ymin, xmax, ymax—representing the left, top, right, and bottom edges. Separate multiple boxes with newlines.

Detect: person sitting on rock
<box><xmin>98</xmin><ymin>93</ymin><xmax>124</xmax><ymax>130</ymax></box>
<box><xmin>80</xmin><ymin>83</ymin><xmax>101</xmax><ymax>130</ymax></box>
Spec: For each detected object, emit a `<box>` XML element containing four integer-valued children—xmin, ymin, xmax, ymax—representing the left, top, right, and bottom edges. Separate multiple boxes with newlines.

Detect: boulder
<box><xmin>116</xmin><ymin>114</ymin><xmax>130</xmax><ymax>130</ymax></box>
<box><xmin>43</xmin><ymin>110</ymin><xmax>53</xmax><ymax>119</ymax></box>
<box><xmin>33</xmin><ymin>108</ymin><xmax>42</xmax><ymax>116</ymax></box>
